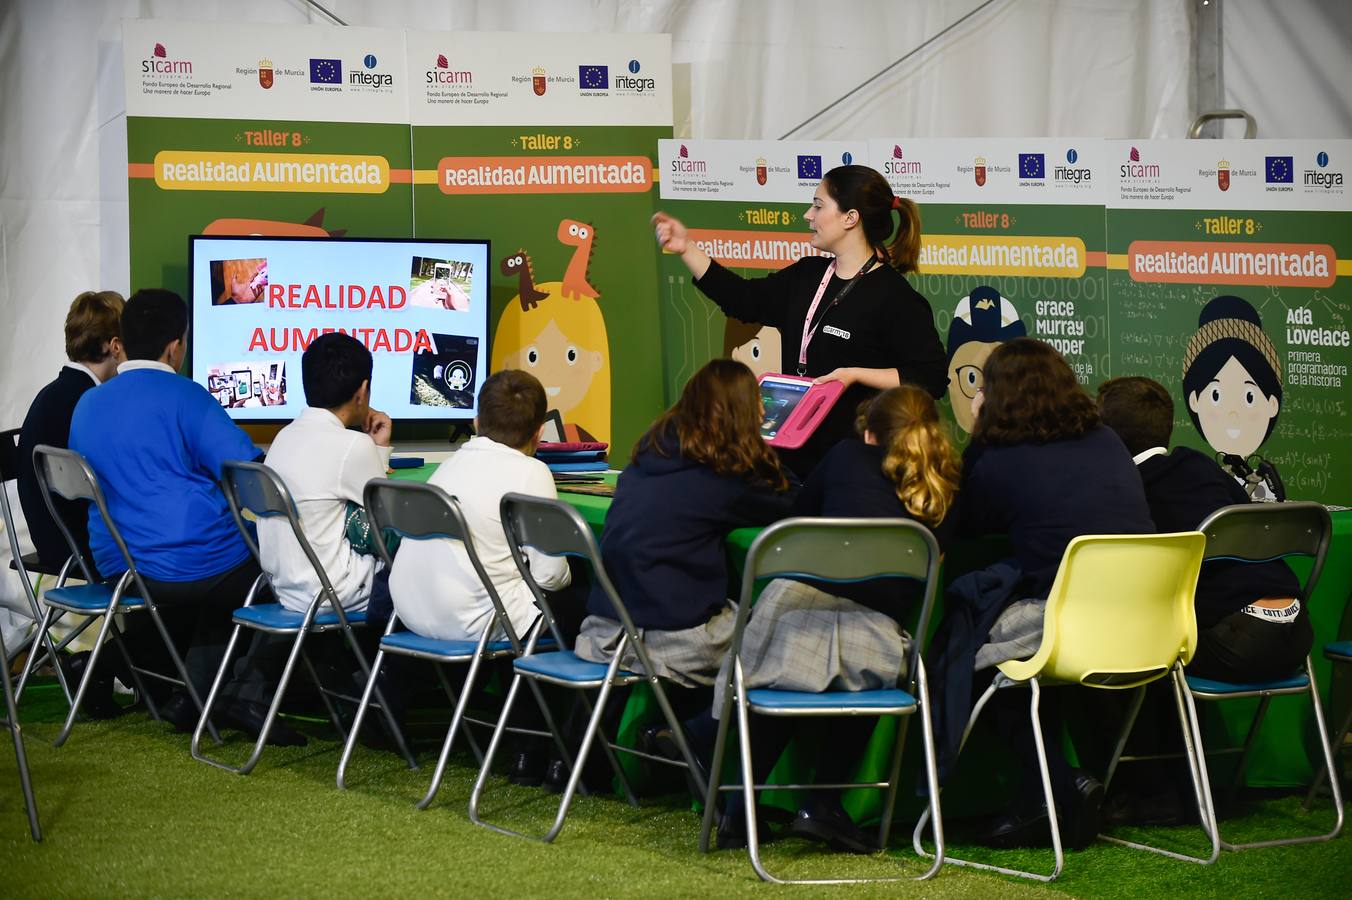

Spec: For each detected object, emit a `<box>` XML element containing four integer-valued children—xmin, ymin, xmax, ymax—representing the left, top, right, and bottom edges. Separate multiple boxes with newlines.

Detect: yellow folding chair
<box><xmin>914</xmin><ymin>532</ymin><xmax>1212</xmax><ymax>882</ymax></box>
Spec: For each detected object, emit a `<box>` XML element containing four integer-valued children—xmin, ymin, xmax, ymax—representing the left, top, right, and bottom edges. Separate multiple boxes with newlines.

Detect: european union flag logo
<box><xmin>797</xmin><ymin>155</ymin><xmax>822</xmax><ymax>179</ymax></box>
<box><xmin>309</xmin><ymin>58</ymin><xmax>342</xmax><ymax>84</ymax></box>
<box><xmin>1265</xmin><ymin>156</ymin><xmax>1293</xmax><ymax>183</ymax></box>
<box><xmin>579</xmin><ymin>65</ymin><xmax>608</xmax><ymax>89</ymax></box>
<box><xmin>1019</xmin><ymin>153</ymin><xmax>1046</xmax><ymax>178</ymax></box>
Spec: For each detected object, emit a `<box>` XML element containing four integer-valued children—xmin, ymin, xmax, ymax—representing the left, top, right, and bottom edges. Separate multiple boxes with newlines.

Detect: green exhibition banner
<box><xmin>655</xmin><ymin>140</ymin><xmax>869</xmax><ymax>403</ymax></box>
<box><xmin>1106</xmin><ymin>140</ymin><xmax>1352</xmax><ymax>505</ymax></box>
<box><xmin>123</xmin><ymin>21</ymin><xmax>414</xmax><ymax>322</ymax></box>
<box><xmin>407</xmin><ymin>32</ymin><xmax>673</xmax><ymax>459</ymax></box>
<box><xmin>869</xmin><ymin>138</ymin><xmax>1110</xmax><ymax>447</ymax></box>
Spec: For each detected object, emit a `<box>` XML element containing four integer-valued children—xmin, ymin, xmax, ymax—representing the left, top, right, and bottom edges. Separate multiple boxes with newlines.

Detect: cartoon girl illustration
<box><xmin>491</xmin><ymin>281</ymin><xmax>610</xmax><ymax>444</ymax></box>
<box><xmin>1182</xmin><ymin>294</ymin><xmax>1284</xmax><ymax>499</ymax></box>
<box><xmin>944</xmin><ymin>286</ymin><xmax>1026</xmax><ymax>433</ymax></box>
<box><xmin>723</xmin><ymin>317</ymin><xmax>781</xmax><ymax>379</ymax></box>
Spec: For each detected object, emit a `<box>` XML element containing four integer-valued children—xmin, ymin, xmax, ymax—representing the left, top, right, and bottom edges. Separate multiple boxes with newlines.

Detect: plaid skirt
<box><xmin>974</xmin><ymin>597</ymin><xmax>1046</xmax><ymax>671</ymax></box>
<box><xmin>574</xmin><ymin>604</ymin><xmax>737</xmax><ymax>689</ymax></box>
<box><xmin>712</xmin><ymin>578</ymin><xmax>911</xmax><ymax>715</ymax></box>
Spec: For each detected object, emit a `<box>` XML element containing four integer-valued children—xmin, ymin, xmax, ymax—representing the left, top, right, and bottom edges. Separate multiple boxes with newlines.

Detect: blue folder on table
<box><xmin>545</xmin><ymin>461</ymin><xmax>610</xmax><ymax>473</ymax></box>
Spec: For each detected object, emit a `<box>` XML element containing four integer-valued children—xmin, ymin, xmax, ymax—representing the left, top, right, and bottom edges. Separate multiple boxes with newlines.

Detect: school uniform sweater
<box><xmin>959</xmin><ymin>425</ymin><xmax>1155</xmax><ymax>599</ymax></box>
<box><xmin>695</xmin><ymin>257</ymin><xmax>947</xmax><ymax>475</ymax></box>
<box><xmin>1136</xmin><ymin>445</ymin><xmax>1300</xmax><ymax>628</ymax></box>
<box><xmin>791</xmin><ymin>439</ymin><xmax>955</xmax><ymax>617</ymax></box>
<box><xmin>587</xmin><ymin>432</ymin><xmax>796</xmax><ymax>631</ymax></box>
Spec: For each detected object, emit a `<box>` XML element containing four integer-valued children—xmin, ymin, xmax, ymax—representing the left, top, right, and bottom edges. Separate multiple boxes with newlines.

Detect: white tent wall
<box><xmin>1</xmin><ymin>0</ymin><xmax>1350</xmax><ymax>438</ymax></box>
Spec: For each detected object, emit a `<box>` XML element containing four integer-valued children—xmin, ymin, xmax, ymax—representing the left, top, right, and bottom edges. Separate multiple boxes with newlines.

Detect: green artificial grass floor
<box><xmin>2</xmin><ymin>680</ymin><xmax>1350</xmax><ymax>898</ymax></box>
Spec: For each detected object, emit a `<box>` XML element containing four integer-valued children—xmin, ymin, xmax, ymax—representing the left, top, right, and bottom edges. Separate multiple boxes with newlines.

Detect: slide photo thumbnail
<box><xmin>207</xmin><ymin>360</ymin><xmax>287</xmax><ymax>410</ymax></box>
<box><xmin>410</xmin><ymin>333</ymin><xmax>479</xmax><ymax>409</ymax></box>
<box><xmin>409</xmin><ymin>255</ymin><xmax>473</xmax><ymax>312</ymax></box>
<box><xmin>210</xmin><ymin>257</ymin><xmax>268</xmax><ymax>305</ymax></box>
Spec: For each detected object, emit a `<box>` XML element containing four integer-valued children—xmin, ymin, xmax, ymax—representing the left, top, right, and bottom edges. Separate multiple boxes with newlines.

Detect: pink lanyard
<box><xmin>796</xmin><ymin>257</ymin><xmax>877</xmax><ymax>374</ymax></box>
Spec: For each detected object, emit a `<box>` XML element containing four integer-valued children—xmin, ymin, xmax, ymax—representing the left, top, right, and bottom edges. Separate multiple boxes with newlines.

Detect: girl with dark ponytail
<box><xmin>652</xmin><ymin>165</ymin><xmax>947</xmax><ymax>478</ymax></box>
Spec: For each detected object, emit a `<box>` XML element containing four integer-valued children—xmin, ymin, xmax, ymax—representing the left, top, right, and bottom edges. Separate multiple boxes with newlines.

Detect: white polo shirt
<box><xmin>388</xmin><ymin>435</ymin><xmax>570</xmax><ymax>642</ymax></box>
<box><xmin>258</xmin><ymin>407</ymin><xmax>391</xmax><ymax>613</ymax></box>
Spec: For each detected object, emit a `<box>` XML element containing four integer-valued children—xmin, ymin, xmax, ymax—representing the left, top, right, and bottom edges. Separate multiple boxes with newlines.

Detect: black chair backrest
<box><xmin>221</xmin><ymin>460</ymin><xmax>350</xmax><ymax>618</ymax></box>
<box><xmin>30</xmin><ymin>445</ymin><xmax>117</xmax><ymax>584</ymax></box>
<box><xmin>367</xmin><ymin>479</ymin><xmax>516</xmax><ymax>646</ymax></box>
<box><xmin>743</xmin><ymin>517</ymin><xmax>937</xmax><ymax>584</ymax></box>
<box><xmin>0</xmin><ymin>428</ymin><xmax>20</xmax><ymax>483</ymax></box>
<box><xmin>1197</xmin><ymin>501</ymin><xmax>1332</xmax><ymax>602</ymax></box>
<box><xmin>738</xmin><ymin>517</ymin><xmax>943</xmax><ymax>693</ymax></box>
<box><xmin>499</xmin><ymin>492</ymin><xmax>596</xmax><ymax>560</ymax></box>
<box><xmin>363</xmin><ymin>479</ymin><xmax>469</xmax><ymax>566</ymax></box>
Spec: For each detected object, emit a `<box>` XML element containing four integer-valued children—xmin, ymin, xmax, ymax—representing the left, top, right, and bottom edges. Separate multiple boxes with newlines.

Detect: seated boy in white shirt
<box><xmin>389</xmin><ymin>369</ymin><xmax>571</xmax><ymax>643</ymax></box>
<box><xmin>259</xmin><ymin>332</ymin><xmax>394</xmax><ymax>618</ymax></box>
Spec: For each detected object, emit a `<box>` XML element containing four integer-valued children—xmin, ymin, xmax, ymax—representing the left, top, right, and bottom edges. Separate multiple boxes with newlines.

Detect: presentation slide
<box><xmin>189</xmin><ymin>236</ymin><xmax>489</xmax><ymax>421</ymax></box>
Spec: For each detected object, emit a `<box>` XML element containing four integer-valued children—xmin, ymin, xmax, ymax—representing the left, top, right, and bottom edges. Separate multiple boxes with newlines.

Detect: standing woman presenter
<box><xmin>653</xmin><ymin>165</ymin><xmax>947</xmax><ymax>476</ymax></box>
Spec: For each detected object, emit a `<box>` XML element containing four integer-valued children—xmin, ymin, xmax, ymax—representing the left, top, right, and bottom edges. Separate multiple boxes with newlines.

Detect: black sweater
<box><xmin>791</xmin><ymin>439</ymin><xmax>955</xmax><ymax>617</ymax></box>
<box><xmin>1137</xmin><ymin>446</ymin><xmax>1301</xmax><ymax>627</ymax></box>
<box><xmin>959</xmin><ymin>426</ymin><xmax>1155</xmax><ymax>599</ymax></box>
<box><xmin>17</xmin><ymin>366</ymin><xmax>98</xmax><ymax>569</ymax></box>
<box><xmin>694</xmin><ymin>257</ymin><xmax>947</xmax><ymax>476</ymax></box>
<box><xmin>588</xmin><ymin>433</ymin><xmax>796</xmax><ymax>631</ymax></box>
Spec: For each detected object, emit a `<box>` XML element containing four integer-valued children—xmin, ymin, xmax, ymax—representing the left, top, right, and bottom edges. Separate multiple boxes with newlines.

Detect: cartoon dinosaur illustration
<box><xmin>500</xmin><ymin>249</ymin><xmax>549</xmax><ymax>311</ymax></box>
<box><xmin>557</xmin><ymin>218</ymin><xmax>599</xmax><ymax>300</ymax></box>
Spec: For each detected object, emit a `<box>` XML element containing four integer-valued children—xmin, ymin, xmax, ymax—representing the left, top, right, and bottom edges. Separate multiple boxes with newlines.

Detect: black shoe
<box><xmin>509</xmin><ymin>750</ymin><xmax>546</xmax><ymax>787</ymax></box>
<box><xmin>59</xmin><ymin>652</ymin><xmax>129</xmax><ymax>720</ymax></box>
<box><xmin>157</xmin><ymin>692</ymin><xmax>199</xmax><ymax>733</ymax></box>
<box><xmin>223</xmin><ymin>700</ymin><xmax>308</xmax><ymax>747</ymax></box>
<box><xmin>1062</xmin><ymin>772</ymin><xmax>1104</xmax><ymax>850</ymax></box>
<box><xmin>980</xmin><ymin>807</ymin><xmax>1052</xmax><ymax>849</ymax></box>
<box><xmin>716</xmin><ymin>807</ymin><xmax>749</xmax><ymax>851</ymax></box>
<box><xmin>640</xmin><ymin>724</ymin><xmax>709</xmax><ymax>800</ymax></box>
<box><xmin>788</xmin><ymin>802</ymin><xmax>876</xmax><ymax>855</ymax></box>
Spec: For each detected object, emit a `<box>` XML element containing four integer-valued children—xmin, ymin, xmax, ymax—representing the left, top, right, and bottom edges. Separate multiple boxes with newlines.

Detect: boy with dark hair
<box><xmin>1096</xmin><ymin>376</ymin><xmax>1308</xmax><ymax>681</ymax></box>
<box><xmin>68</xmin><ymin>288</ymin><xmax>272</xmax><ymax>731</ymax></box>
<box><xmin>389</xmin><ymin>369</ymin><xmax>570</xmax><ymax>643</ymax></box>
<box><xmin>18</xmin><ymin>290</ymin><xmax>126</xmax><ymax>571</ymax></box>
<box><xmin>257</xmin><ymin>331</ymin><xmax>393</xmax><ymax>617</ymax></box>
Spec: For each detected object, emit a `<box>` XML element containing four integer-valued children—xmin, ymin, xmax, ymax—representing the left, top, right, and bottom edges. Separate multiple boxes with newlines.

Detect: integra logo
<box><xmin>1120</xmin><ymin>146</ymin><xmax>1160</xmax><ymax>179</ymax></box>
<box><xmin>1303</xmin><ymin>150</ymin><xmax>1344</xmax><ymax>189</ymax></box>
<box><xmin>143</xmin><ymin>42</ymin><xmax>192</xmax><ymax>75</ymax></box>
<box><xmin>1054</xmin><ymin>147</ymin><xmax>1090</xmax><ymax>184</ymax></box>
<box><xmin>884</xmin><ymin>145</ymin><xmax>921</xmax><ymax>175</ymax></box>
<box><xmin>349</xmin><ymin>53</ymin><xmax>393</xmax><ymax>88</ymax></box>
<box><xmin>671</xmin><ymin>143</ymin><xmax>706</xmax><ymax>174</ymax></box>
<box><xmin>615</xmin><ymin>58</ymin><xmax>655</xmax><ymax>92</ymax></box>
<box><xmin>427</xmin><ymin>54</ymin><xmax>472</xmax><ymax>85</ymax></box>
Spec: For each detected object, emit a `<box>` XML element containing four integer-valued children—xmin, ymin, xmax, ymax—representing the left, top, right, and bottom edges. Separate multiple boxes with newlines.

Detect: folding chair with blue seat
<box><xmin>1</xmin><ymin>625</ymin><xmax>40</xmax><ymax>841</ymax></box>
<box><xmin>700</xmin><ymin>517</ymin><xmax>947</xmax><ymax>885</ymax></box>
<box><xmin>1174</xmin><ymin>501</ymin><xmax>1344</xmax><ymax>849</ymax></box>
<box><xmin>14</xmin><ymin>445</ymin><xmax>219</xmax><ymax>747</ymax></box>
<box><xmin>915</xmin><ymin>532</ymin><xmax>1213</xmax><ymax>882</ymax></box>
<box><xmin>337</xmin><ymin>479</ymin><xmax>557</xmax><ymax>804</ymax></box>
<box><xmin>1305</xmin><ymin>639</ymin><xmax>1352</xmax><ymax>809</ymax></box>
<box><xmin>0</xmin><ymin>427</ymin><xmax>72</xmax><ymax>700</ymax></box>
<box><xmin>190</xmin><ymin>460</ymin><xmax>415</xmax><ymax>775</ymax></box>
<box><xmin>468</xmin><ymin>492</ymin><xmax>707</xmax><ymax>843</ymax></box>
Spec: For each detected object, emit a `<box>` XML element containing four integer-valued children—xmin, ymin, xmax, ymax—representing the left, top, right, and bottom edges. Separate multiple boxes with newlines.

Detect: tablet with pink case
<box><xmin>758</xmin><ymin>373</ymin><xmax>846</xmax><ymax>450</ymax></box>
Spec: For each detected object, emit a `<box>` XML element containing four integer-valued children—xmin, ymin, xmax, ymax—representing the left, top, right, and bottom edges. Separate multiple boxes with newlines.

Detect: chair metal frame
<box><xmin>337</xmin><ymin>478</ymin><xmax>557</xmax><ymax>805</ymax></box>
<box><xmin>1</xmin><ymin>625</ymin><xmax>40</xmax><ymax>840</ymax></box>
<box><xmin>701</xmin><ymin>517</ymin><xmax>946</xmax><ymax>884</ymax></box>
<box><xmin>191</xmin><ymin>461</ymin><xmax>414</xmax><ymax>776</ymax></box>
<box><xmin>1305</xmin><ymin>641</ymin><xmax>1351</xmax><ymax>809</ymax></box>
<box><xmin>15</xmin><ymin>445</ymin><xmax>218</xmax><ymax>747</ymax></box>
<box><xmin>0</xmin><ymin>427</ymin><xmax>72</xmax><ymax>700</ymax></box>
<box><xmin>1114</xmin><ymin>501</ymin><xmax>1343</xmax><ymax>850</ymax></box>
<box><xmin>468</xmin><ymin>492</ymin><xmax>706</xmax><ymax>843</ymax></box>
<box><xmin>914</xmin><ymin>532</ymin><xmax>1214</xmax><ymax>881</ymax></box>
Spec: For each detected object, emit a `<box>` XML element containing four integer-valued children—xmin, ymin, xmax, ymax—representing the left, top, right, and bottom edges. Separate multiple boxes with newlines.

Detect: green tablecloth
<box><xmin>390</xmin><ymin>463</ymin><xmax>1352</xmax><ymax>797</ymax></box>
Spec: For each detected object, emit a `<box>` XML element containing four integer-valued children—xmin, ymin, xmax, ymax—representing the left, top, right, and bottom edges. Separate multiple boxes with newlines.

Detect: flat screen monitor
<box><xmin>188</xmin><ymin>235</ymin><xmax>489</xmax><ymax>423</ymax></box>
